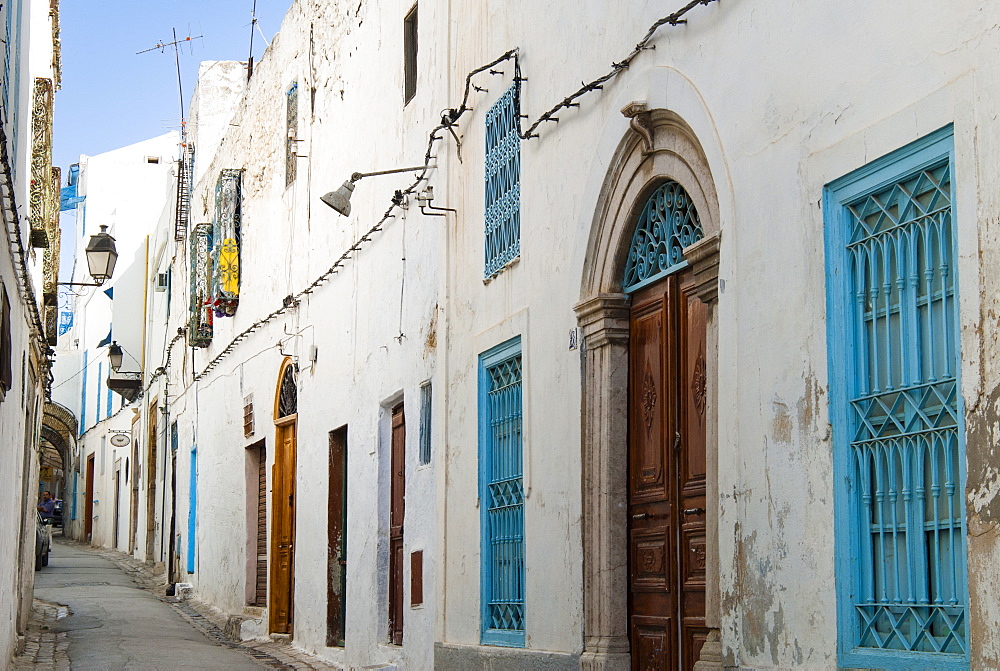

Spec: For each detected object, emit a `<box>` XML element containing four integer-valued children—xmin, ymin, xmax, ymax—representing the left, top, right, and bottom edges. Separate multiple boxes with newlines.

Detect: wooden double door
<box><xmin>628</xmin><ymin>268</ymin><xmax>708</xmax><ymax>670</ymax></box>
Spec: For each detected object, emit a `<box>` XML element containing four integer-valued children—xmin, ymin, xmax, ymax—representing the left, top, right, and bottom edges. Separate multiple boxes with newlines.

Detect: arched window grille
<box><xmin>622</xmin><ymin>180</ymin><xmax>703</xmax><ymax>293</ymax></box>
<box><xmin>277</xmin><ymin>365</ymin><xmax>297</xmax><ymax>418</ymax></box>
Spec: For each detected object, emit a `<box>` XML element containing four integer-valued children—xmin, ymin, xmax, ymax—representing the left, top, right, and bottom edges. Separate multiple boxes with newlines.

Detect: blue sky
<box><xmin>54</xmin><ymin>0</ymin><xmax>292</xmax><ymax>173</ymax></box>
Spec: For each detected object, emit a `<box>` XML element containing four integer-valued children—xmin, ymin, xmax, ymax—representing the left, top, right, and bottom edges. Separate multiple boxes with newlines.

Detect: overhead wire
<box><xmin>184</xmin><ymin>0</ymin><xmax>718</xmax><ymax>382</ymax></box>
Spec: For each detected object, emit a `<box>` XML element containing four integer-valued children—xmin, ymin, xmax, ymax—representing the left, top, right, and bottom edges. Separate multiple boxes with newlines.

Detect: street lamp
<box><xmin>108</xmin><ymin>341</ymin><xmax>123</xmax><ymax>372</ymax></box>
<box><xmin>320</xmin><ymin>165</ymin><xmax>432</xmax><ymax>217</ymax></box>
<box><xmin>58</xmin><ymin>225</ymin><xmax>119</xmax><ymax>287</ymax></box>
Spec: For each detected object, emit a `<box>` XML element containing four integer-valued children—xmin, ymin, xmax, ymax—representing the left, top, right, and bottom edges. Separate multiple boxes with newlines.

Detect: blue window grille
<box><xmin>79</xmin><ymin>350</ymin><xmax>88</xmax><ymax>435</ymax></box>
<box><xmin>187</xmin><ymin>447</ymin><xmax>198</xmax><ymax>574</ymax></box>
<box><xmin>484</xmin><ymin>84</ymin><xmax>520</xmax><ymax>278</ymax></box>
<box><xmin>419</xmin><ymin>381</ymin><xmax>432</xmax><ymax>465</ymax></box>
<box><xmin>95</xmin><ymin>362</ymin><xmax>102</xmax><ymax>423</ymax></box>
<box><xmin>479</xmin><ymin>337</ymin><xmax>525</xmax><ymax>647</ymax></box>
<box><xmin>825</xmin><ymin>126</ymin><xmax>967</xmax><ymax>668</ymax></box>
<box><xmin>623</xmin><ymin>180</ymin><xmax>703</xmax><ymax>293</ymax></box>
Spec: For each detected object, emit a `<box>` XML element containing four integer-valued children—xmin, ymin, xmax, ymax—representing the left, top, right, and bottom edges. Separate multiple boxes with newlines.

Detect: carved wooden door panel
<box><xmin>677</xmin><ymin>271</ymin><xmax>709</xmax><ymax>667</ymax></box>
<box><xmin>628</xmin><ymin>268</ymin><xmax>707</xmax><ymax>671</ymax></box>
<box><xmin>270</xmin><ymin>419</ymin><xmax>296</xmax><ymax>634</ymax></box>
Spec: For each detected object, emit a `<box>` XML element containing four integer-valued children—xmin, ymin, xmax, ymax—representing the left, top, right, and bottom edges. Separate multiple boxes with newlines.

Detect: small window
<box><xmin>403</xmin><ymin>5</ymin><xmax>418</xmax><ymax>104</ymax></box>
<box><xmin>146</xmin><ymin>156</ymin><xmax>160</xmax><ymax>164</ymax></box>
<box><xmin>418</xmin><ymin>382</ymin><xmax>431</xmax><ymax>465</ymax></box>
<box><xmin>243</xmin><ymin>394</ymin><xmax>255</xmax><ymax>438</ymax></box>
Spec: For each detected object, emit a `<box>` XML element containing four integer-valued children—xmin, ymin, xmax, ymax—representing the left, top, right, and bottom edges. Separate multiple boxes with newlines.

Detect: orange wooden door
<box><xmin>627</xmin><ymin>269</ymin><xmax>707</xmax><ymax>670</ymax></box>
<box><xmin>270</xmin><ymin>417</ymin><xmax>297</xmax><ymax>634</ymax></box>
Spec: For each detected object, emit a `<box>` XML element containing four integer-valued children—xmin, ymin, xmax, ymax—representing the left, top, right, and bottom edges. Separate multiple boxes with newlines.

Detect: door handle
<box><xmin>683</xmin><ymin>507</ymin><xmax>705</xmax><ymax>516</ymax></box>
<box><xmin>631</xmin><ymin>513</ymin><xmax>648</xmax><ymax>520</ymax></box>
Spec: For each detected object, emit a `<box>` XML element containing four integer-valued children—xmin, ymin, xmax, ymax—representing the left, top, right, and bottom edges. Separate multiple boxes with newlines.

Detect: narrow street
<box><xmin>13</xmin><ymin>536</ymin><xmax>328</xmax><ymax>670</ymax></box>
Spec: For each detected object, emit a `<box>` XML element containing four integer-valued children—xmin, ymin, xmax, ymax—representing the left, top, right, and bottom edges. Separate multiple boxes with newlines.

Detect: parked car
<box><xmin>35</xmin><ymin>511</ymin><xmax>51</xmax><ymax>570</ymax></box>
<box><xmin>52</xmin><ymin>499</ymin><xmax>63</xmax><ymax>528</ymax></box>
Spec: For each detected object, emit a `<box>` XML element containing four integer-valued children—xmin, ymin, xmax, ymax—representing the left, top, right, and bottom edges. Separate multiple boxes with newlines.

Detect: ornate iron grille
<box><xmin>211</xmin><ymin>169</ymin><xmax>242</xmax><ymax>317</ymax></box>
<box><xmin>484</xmin><ymin>84</ymin><xmax>520</xmax><ymax>278</ymax></box>
<box><xmin>174</xmin><ymin>141</ymin><xmax>194</xmax><ymax>242</ymax></box>
<box><xmin>482</xmin><ymin>349</ymin><xmax>524</xmax><ymax>643</ymax></box>
<box><xmin>285</xmin><ymin>83</ymin><xmax>297</xmax><ymax>186</ymax></box>
<box><xmin>188</xmin><ymin>223</ymin><xmax>213</xmax><ymax>348</ymax></box>
<box><xmin>623</xmin><ymin>180</ymin><xmax>703</xmax><ymax>293</ymax></box>
<box><xmin>29</xmin><ymin>77</ymin><xmax>54</xmax><ymax>248</ymax></box>
<box><xmin>845</xmin><ymin>159</ymin><xmax>966</xmax><ymax>655</ymax></box>
<box><xmin>277</xmin><ymin>365</ymin><xmax>297</xmax><ymax>418</ymax></box>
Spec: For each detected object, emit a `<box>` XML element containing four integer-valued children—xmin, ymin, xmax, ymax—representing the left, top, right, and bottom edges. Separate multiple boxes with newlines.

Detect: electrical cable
<box><xmin>184</xmin><ymin>0</ymin><xmax>718</xmax><ymax>382</ymax></box>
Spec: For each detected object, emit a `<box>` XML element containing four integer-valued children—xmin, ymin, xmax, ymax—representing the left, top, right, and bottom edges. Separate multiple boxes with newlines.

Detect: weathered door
<box><xmin>388</xmin><ymin>405</ymin><xmax>405</xmax><ymax>645</ymax></box>
<box><xmin>327</xmin><ymin>427</ymin><xmax>347</xmax><ymax>647</ymax></box>
<box><xmin>145</xmin><ymin>400</ymin><xmax>158</xmax><ymax>559</ymax></box>
<box><xmin>85</xmin><ymin>454</ymin><xmax>95</xmax><ymax>540</ymax></box>
<box><xmin>270</xmin><ymin>419</ymin><xmax>296</xmax><ymax>633</ymax></box>
<box><xmin>255</xmin><ymin>444</ymin><xmax>268</xmax><ymax>607</ymax></box>
<box><xmin>627</xmin><ymin>269</ymin><xmax>708</xmax><ymax>670</ymax></box>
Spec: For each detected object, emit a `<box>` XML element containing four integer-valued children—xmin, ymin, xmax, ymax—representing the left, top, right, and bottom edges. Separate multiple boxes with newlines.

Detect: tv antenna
<box><xmin>137</xmin><ymin>29</ymin><xmax>203</xmax><ymax>140</ymax></box>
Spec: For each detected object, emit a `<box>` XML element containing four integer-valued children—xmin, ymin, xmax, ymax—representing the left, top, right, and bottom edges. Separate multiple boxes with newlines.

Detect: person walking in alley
<box><xmin>37</xmin><ymin>491</ymin><xmax>55</xmax><ymax>520</ymax></box>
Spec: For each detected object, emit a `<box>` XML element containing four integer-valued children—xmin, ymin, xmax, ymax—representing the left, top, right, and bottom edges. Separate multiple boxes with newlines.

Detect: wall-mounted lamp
<box><xmin>108</xmin><ymin>341</ymin><xmax>123</xmax><ymax>372</ymax></box>
<box><xmin>106</xmin><ymin>340</ymin><xmax>142</xmax><ymax>402</ymax></box>
<box><xmin>58</xmin><ymin>225</ymin><xmax>119</xmax><ymax>287</ymax></box>
<box><xmin>320</xmin><ymin>165</ymin><xmax>432</xmax><ymax>217</ymax></box>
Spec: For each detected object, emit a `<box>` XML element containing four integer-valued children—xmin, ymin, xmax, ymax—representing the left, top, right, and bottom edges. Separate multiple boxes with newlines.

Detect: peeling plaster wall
<box><xmin>51</xmin><ymin>0</ymin><xmax>1000</xmax><ymax>668</ymax></box>
<box><xmin>161</xmin><ymin>1</ymin><xmax>444</xmax><ymax>668</ymax></box>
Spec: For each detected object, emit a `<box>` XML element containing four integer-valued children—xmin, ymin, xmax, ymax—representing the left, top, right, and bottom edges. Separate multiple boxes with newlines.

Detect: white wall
<box><xmin>62</xmin><ymin>0</ymin><xmax>1000</xmax><ymax>668</ymax></box>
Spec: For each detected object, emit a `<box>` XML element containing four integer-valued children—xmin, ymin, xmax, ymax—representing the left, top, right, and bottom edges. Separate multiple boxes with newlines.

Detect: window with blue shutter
<box><xmin>479</xmin><ymin>336</ymin><xmax>525</xmax><ymax>647</ymax></box>
<box><xmin>825</xmin><ymin>126</ymin><xmax>967</xmax><ymax>668</ymax></box>
<box><xmin>484</xmin><ymin>84</ymin><xmax>520</xmax><ymax>279</ymax></box>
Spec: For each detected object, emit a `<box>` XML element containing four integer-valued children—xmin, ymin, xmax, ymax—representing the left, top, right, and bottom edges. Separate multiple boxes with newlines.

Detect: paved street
<box><xmin>13</xmin><ymin>536</ymin><xmax>331</xmax><ymax>670</ymax></box>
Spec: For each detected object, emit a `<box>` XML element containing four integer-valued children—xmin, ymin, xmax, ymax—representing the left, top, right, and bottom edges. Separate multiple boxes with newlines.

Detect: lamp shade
<box><xmin>320</xmin><ymin>181</ymin><xmax>355</xmax><ymax>217</ymax></box>
<box><xmin>108</xmin><ymin>341</ymin><xmax>123</xmax><ymax>372</ymax></box>
<box><xmin>85</xmin><ymin>225</ymin><xmax>118</xmax><ymax>285</ymax></box>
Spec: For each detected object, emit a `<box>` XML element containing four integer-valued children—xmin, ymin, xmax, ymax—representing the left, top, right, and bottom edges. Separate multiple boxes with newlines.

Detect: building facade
<box><xmin>54</xmin><ymin>0</ymin><xmax>1000</xmax><ymax>669</ymax></box>
<box><xmin>0</xmin><ymin>0</ymin><xmax>62</xmax><ymax>663</ymax></box>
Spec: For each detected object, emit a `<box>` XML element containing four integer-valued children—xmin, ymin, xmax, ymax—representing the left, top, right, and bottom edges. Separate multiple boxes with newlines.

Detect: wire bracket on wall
<box><xmin>183</xmin><ymin>0</ymin><xmax>719</xmax><ymax>384</ymax></box>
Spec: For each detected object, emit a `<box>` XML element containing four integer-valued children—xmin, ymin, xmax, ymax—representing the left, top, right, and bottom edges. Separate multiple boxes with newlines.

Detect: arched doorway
<box><xmin>577</xmin><ymin>108</ymin><xmax>722</xmax><ymax>670</ymax></box>
<box><xmin>270</xmin><ymin>358</ymin><xmax>298</xmax><ymax>635</ymax></box>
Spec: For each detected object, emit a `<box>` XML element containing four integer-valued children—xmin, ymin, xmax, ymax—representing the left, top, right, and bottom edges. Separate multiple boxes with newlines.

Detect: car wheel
<box><xmin>34</xmin><ymin>552</ymin><xmax>42</xmax><ymax>571</ymax></box>
<box><xmin>41</xmin><ymin>550</ymin><xmax>49</xmax><ymax>567</ymax></box>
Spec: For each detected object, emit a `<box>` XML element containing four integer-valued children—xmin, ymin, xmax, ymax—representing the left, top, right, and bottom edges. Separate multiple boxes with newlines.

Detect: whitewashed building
<box><xmin>52</xmin><ymin>133</ymin><xmax>178</xmax><ymax>554</ymax></box>
<box><xmin>0</xmin><ymin>0</ymin><xmax>62</xmax><ymax>663</ymax></box>
<box><xmin>55</xmin><ymin>0</ymin><xmax>1000</xmax><ymax>669</ymax></box>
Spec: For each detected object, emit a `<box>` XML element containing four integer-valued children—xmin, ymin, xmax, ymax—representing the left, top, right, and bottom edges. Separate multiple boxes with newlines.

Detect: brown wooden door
<box><xmin>388</xmin><ymin>405</ymin><xmax>405</xmax><ymax>645</ymax></box>
<box><xmin>327</xmin><ymin>427</ymin><xmax>347</xmax><ymax>647</ymax></box>
<box><xmin>270</xmin><ymin>417</ymin><xmax>297</xmax><ymax>634</ymax></box>
<box><xmin>146</xmin><ymin>403</ymin><xmax>158</xmax><ymax>559</ymax></box>
<box><xmin>85</xmin><ymin>454</ymin><xmax>95</xmax><ymax>540</ymax></box>
<box><xmin>627</xmin><ymin>269</ymin><xmax>708</xmax><ymax>670</ymax></box>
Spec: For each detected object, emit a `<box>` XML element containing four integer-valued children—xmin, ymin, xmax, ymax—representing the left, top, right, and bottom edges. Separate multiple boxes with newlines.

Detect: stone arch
<box><xmin>41</xmin><ymin>401</ymin><xmax>78</xmax><ymax>477</ymax></box>
<box><xmin>576</xmin><ymin>106</ymin><xmax>722</xmax><ymax>670</ymax></box>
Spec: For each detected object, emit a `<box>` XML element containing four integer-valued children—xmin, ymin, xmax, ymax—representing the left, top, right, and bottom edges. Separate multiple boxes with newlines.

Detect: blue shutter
<box><xmin>479</xmin><ymin>337</ymin><xmax>525</xmax><ymax>647</ymax></box>
<box><xmin>825</xmin><ymin>126</ymin><xmax>968</xmax><ymax>668</ymax></box>
<box><xmin>80</xmin><ymin>350</ymin><xmax>88</xmax><ymax>435</ymax></box>
<box><xmin>484</xmin><ymin>84</ymin><xmax>520</xmax><ymax>278</ymax></box>
<box><xmin>187</xmin><ymin>447</ymin><xmax>198</xmax><ymax>573</ymax></box>
<box><xmin>95</xmin><ymin>362</ymin><xmax>102</xmax><ymax>423</ymax></box>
